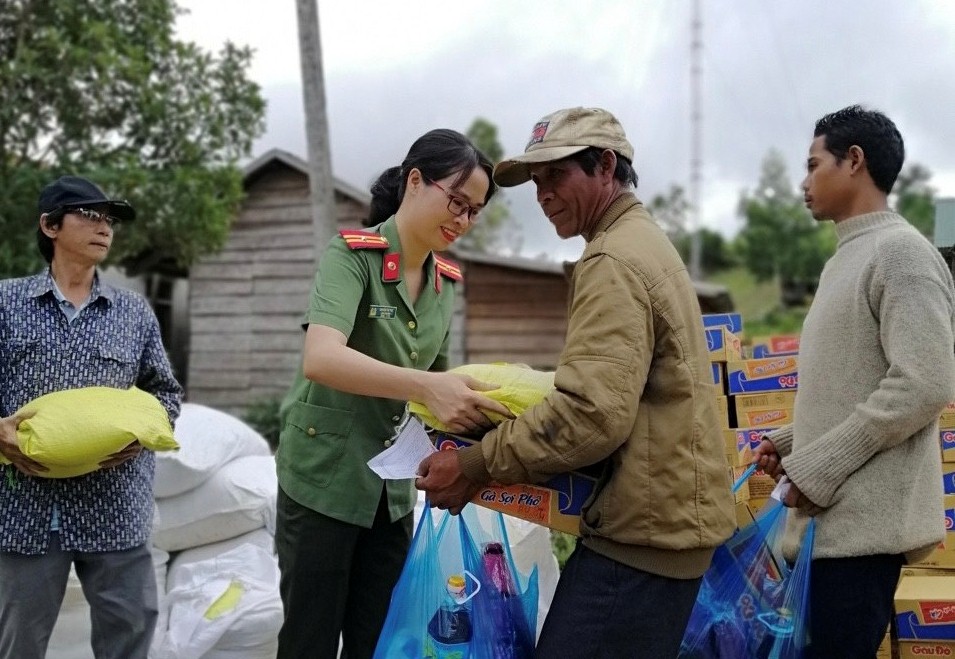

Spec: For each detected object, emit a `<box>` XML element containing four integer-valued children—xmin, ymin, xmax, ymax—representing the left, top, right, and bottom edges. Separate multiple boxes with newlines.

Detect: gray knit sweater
<box><xmin>767</xmin><ymin>211</ymin><xmax>955</xmax><ymax>560</ymax></box>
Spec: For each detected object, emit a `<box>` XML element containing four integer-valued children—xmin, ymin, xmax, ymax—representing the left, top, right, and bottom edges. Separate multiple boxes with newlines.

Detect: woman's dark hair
<box><xmin>366</xmin><ymin>129</ymin><xmax>496</xmax><ymax>226</ymax></box>
<box><xmin>814</xmin><ymin>105</ymin><xmax>904</xmax><ymax>194</ymax></box>
<box><xmin>569</xmin><ymin>146</ymin><xmax>639</xmax><ymax>188</ymax></box>
<box><xmin>36</xmin><ymin>210</ymin><xmax>65</xmax><ymax>263</ymax></box>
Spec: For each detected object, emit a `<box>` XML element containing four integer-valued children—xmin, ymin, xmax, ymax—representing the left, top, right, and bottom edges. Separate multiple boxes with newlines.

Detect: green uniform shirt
<box><xmin>276</xmin><ymin>216</ymin><xmax>459</xmax><ymax>527</ymax></box>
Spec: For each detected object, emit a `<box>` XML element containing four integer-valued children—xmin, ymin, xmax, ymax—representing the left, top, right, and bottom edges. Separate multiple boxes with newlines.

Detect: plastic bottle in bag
<box><xmin>425</xmin><ymin>574</ymin><xmax>474</xmax><ymax>659</ymax></box>
<box><xmin>482</xmin><ymin>542</ymin><xmax>532</xmax><ymax>659</ymax></box>
<box><xmin>482</xmin><ymin>542</ymin><xmax>517</xmax><ymax>596</ymax></box>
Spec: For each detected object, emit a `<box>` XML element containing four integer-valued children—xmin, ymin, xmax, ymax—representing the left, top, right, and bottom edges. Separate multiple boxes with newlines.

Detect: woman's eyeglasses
<box><xmin>428</xmin><ymin>179</ymin><xmax>482</xmax><ymax>222</ymax></box>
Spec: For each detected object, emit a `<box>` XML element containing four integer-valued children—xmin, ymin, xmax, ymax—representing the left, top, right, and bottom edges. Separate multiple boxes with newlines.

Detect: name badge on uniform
<box><xmin>368</xmin><ymin>305</ymin><xmax>397</xmax><ymax>319</ymax></box>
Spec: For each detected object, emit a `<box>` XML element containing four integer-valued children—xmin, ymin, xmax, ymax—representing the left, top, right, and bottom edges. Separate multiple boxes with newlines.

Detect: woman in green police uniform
<box><xmin>274</xmin><ymin>129</ymin><xmax>511</xmax><ymax>659</ymax></box>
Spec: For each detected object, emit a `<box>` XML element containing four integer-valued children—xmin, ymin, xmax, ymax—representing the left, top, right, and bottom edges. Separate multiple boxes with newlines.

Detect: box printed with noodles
<box><xmin>727</xmin><ymin>357</ymin><xmax>799</xmax><ymax>395</ymax></box>
<box><xmin>701</xmin><ymin>312</ymin><xmax>744</xmax><ymax>335</ymax></box>
<box><xmin>432</xmin><ymin>432</ymin><xmax>600</xmax><ymax>536</ymax></box>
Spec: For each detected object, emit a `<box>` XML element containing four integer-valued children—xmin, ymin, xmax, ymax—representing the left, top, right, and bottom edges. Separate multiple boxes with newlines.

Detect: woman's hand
<box><xmin>419</xmin><ymin>372</ymin><xmax>514</xmax><ymax>434</ymax></box>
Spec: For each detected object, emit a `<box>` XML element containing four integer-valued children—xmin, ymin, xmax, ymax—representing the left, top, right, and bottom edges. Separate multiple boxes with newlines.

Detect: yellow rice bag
<box><xmin>2</xmin><ymin>386</ymin><xmax>178</xmax><ymax>478</ymax></box>
<box><xmin>408</xmin><ymin>363</ymin><xmax>554</xmax><ymax>432</ymax></box>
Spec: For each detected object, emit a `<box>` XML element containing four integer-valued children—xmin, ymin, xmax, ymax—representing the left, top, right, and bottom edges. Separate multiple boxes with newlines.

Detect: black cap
<box><xmin>38</xmin><ymin>176</ymin><xmax>136</xmax><ymax>222</ymax></box>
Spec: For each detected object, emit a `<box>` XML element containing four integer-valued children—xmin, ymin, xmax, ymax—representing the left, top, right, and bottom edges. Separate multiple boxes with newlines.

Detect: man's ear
<box><xmin>847</xmin><ymin>145</ymin><xmax>866</xmax><ymax>175</ymax></box>
<box><xmin>599</xmin><ymin>149</ymin><xmax>618</xmax><ymax>180</ymax></box>
<box><xmin>39</xmin><ymin>213</ymin><xmax>58</xmax><ymax>238</ymax></box>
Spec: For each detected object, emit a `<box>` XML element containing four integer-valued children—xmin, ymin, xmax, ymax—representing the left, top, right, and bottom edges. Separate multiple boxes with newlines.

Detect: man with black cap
<box><xmin>0</xmin><ymin>176</ymin><xmax>181</xmax><ymax>658</ymax></box>
<box><xmin>417</xmin><ymin>107</ymin><xmax>736</xmax><ymax>657</ymax></box>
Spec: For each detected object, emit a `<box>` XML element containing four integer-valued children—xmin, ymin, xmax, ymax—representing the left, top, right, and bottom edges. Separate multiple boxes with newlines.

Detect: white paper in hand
<box><xmin>367</xmin><ymin>416</ymin><xmax>436</xmax><ymax>480</ymax></box>
<box><xmin>771</xmin><ymin>475</ymin><xmax>793</xmax><ymax>503</ymax></box>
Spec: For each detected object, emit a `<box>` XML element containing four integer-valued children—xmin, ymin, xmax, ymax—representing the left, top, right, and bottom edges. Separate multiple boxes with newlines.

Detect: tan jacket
<box><xmin>459</xmin><ymin>193</ymin><xmax>735</xmax><ymax>579</ymax></box>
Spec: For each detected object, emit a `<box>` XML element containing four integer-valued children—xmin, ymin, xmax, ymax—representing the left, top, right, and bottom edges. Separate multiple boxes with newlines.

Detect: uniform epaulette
<box><xmin>434</xmin><ymin>254</ymin><xmax>463</xmax><ymax>282</ymax></box>
<box><xmin>433</xmin><ymin>254</ymin><xmax>462</xmax><ymax>293</ymax></box>
<box><xmin>340</xmin><ymin>229</ymin><xmax>389</xmax><ymax>250</ymax></box>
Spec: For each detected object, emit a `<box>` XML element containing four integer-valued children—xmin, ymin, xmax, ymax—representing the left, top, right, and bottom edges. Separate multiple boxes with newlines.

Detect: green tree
<box><xmin>735</xmin><ymin>150</ymin><xmax>834</xmax><ymax>306</ymax></box>
<box><xmin>648</xmin><ymin>185</ymin><xmax>735</xmax><ymax>276</ymax></box>
<box><xmin>0</xmin><ymin>0</ymin><xmax>266</xmax><ymax>277</ymax></box>
<box><xmin>672</xmin><ymin>228</ymin><xmax>737</xmax><ymax>275</ymax></box>
<box><xmin>460</xmin><ymin>117</ymin><xmax>520</xmax><ymax>253</ymax></box>
<box><xmin>893</xmin><ymin>163</ymin><xmax>936</xmax><ymax>238</ymax></box>
<box><xmin>648</xmin><ymin>184</ymin><xmax>689</xmax><ymax>235</ymax></box>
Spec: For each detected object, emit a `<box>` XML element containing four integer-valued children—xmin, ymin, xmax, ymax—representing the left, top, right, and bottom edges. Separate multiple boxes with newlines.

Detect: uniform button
<box><xmin>307</xmin><ymin>427</ymin><xmax>317</xmax><ymax>436</ymax></box>
<box><xmin>408</xmin><ymin>320</ymin><xmax>416</xmax><ymax>330</ymax></box>
<box><xmin>410</xmin><ymin>351</ymin><xmax>418</xmax><ymax>360</ymax></box>
<box><xmin>392</xmin><ymin>415</ymin><xmax>401</xmax><ymax>422</ymax></box>
<box><xmin>384</xmin><ymin>439</ymin><xmax>393</xmax><ymax>448</ymax></box>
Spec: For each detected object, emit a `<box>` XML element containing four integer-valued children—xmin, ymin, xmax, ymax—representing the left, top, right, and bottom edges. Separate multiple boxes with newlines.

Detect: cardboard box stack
<box><xmin>890</xmin><ymin>403</ymin><xmax>955</xmax><ymax>657</ymax></box>
<box><xmin>703</xmin><ymin>314</ymin><xmax>802</xmax><ymax>525</ymax></box>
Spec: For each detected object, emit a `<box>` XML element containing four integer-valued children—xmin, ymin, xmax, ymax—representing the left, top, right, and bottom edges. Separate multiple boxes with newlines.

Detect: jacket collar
<box><xmin>583</xmin><ymin>192</ymin><xmax>643</xmax><ymax>242</ymax></box>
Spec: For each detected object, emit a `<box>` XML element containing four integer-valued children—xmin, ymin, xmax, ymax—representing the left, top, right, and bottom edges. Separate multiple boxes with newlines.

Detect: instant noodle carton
<box><xmin>733</xmin><ymin>392</ymin><xmax>796</xmax><ymax>429</ymax></box>
<box><xmin>942</xmin><ymin>429</ymin><xmax>955</xmax><ymax>463</ymax></box>
<box><xmin>706</xmin><ymin>327</ymin><xmax>742</xmax><ymax>363</ymax></box>
<box><xmin>750</xmin><ymin>334</ymin><xmax>801</xmax><ymax>359</ymax></box>
<box><xmin>711</xmin><ymin>362</ymin><xmax>725</xmax><ymax>393</ymax></box>
<box><xmin>911</xmin><ymin>496</ymin><xmax>955</xmax><ymax>568</ymax></box>
<box><xmin>727</xmin><ymin>357</ymin><xmax>799</xmax><ymax>395</ymax></box>
<box><xmin>715</xmin><ymin>395</ymin><xmax>731</xmax><ymax>429</ymax></box>
<box><xmin>702</xmin><ymin>312</ymin><xmax>743</xmax><ymax>335</ymax></box>
<box><xmin>722</xmin><ymin>429</ymin><xmax>752</xmax><ymax>467</ymax></box>
<box><xmin>896</xmin><ymin>575</ymin><xmax>955</xmax><ymax>657</ymax></box>
<box><xmin>941</xmin><ymin>402</ymin><xmax>955</xmax><ymax>431</ymax></box>
<box><xmin>431</xmin><ymin>432</ymin><xmax>601</xmax><ymax>536</ymax></box>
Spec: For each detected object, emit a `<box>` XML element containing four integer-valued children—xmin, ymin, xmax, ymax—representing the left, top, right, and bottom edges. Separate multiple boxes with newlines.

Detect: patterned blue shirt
<box><xmin>0</xmin><ymin>270</ymin><xmax>182</xmax><ymax>554</ymax></box>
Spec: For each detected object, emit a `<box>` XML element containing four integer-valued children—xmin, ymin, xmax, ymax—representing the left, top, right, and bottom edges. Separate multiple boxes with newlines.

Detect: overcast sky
<box><xmin>176</xmin><ymin>0</ymin><xmax>955</xmax><ymax>261</ymax></box>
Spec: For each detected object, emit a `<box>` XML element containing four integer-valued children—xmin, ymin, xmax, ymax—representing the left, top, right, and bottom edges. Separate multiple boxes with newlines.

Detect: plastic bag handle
<box><xmin>457</xmin><ymin>570</ymin><xmax>482</xmax><ymax>604</ymax></box>
<box><xmin>732</xmin><ymin>463</ymin><xmax>758</xmax><ymax>493</ymax></box>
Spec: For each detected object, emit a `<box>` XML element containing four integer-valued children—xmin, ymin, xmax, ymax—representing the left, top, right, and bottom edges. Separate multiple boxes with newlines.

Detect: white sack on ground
<box><xmin>154</xmin><ymin>543</ymin><xmax>282</xmax><ymax>659</ymax></box>
<box><xmin>153</xmin><ymin>455</ymin><xmax>277</xmax><ymax>552</ymax></box>
<box><xmin>168</xmin><ymin>527</ymin><xmax>274</xmax><ymax>568</ymax></box>
<box><xmin>155</xmin><ymin>403</ymin><xmax>272</xmax><ymax>499</ymax></box>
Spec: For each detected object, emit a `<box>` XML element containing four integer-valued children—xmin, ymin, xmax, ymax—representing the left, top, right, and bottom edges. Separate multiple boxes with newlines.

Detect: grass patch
<box><xmin>708</xmin><ymin>267</ymin><xmax>809</xmax><ymax>336</ymax></box>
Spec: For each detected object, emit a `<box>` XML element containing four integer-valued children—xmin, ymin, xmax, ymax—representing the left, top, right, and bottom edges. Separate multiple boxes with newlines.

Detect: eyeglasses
<box><xmin>68</xmin><ymin>207</ymin><xmax>121</xmax><ymax>228</ymax></box>
<box><xmin>428</xmin><ymin>179</ymin><xmax>482</xmax><ymax>222</ymax></box>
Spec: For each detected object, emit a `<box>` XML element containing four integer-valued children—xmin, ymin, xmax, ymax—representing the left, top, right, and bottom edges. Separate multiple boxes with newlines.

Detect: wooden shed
<box><xmin>186</xmin><ymin>149</ymin><xmax>731</xmax><ymax>417</ymax></box>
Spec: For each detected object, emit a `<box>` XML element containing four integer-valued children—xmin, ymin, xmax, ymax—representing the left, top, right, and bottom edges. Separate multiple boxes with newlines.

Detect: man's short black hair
<box><xmin>569</xmin><ymin>147</ymin><xmax>639</xmax><ymax>188</ymax></box>
<box><xmin>814</xmin><ymin>105</ymin><xmax>904</xmax><ymax>194</ymax></box>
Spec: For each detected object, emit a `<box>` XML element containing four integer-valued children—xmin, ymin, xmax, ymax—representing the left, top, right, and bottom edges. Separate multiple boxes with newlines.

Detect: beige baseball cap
<box><xmin>493</xmin><ymin>107</ymin><xmax>634</xmax><ymax>187</ymax></box>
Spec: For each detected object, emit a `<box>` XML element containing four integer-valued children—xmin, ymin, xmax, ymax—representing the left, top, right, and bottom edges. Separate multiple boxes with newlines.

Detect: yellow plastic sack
<box><xmin>2</xmin><ymin>386</ymin><xmax>178</xmax><ymax>478</ymax></box>
<box><xmin>408</xmin><ymin>363</ymin><xmax>555</xmax><ymax>432</ymax></box>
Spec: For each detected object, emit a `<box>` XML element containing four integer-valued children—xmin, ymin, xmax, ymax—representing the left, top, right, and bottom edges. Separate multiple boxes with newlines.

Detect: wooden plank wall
<box><xmin>187</xmin><ymin>165</ymin><xmax>368</xmax><ymax>417</ymax></box>
<box><xmin>462</xmin><ymin>262</ymin><xmax>568</xmax><ymax>369</ymax></box>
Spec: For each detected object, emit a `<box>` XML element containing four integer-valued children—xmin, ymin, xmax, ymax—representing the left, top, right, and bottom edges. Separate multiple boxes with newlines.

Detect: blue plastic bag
<box><xmin>678</xmin><ymin>500</ymin><xmax>815</xmax><ymax>659</ymax></box>
<box><xmin>374</xmin><ymin>504</ymin><xmax>539</xmax><ymax>659</ymax></box>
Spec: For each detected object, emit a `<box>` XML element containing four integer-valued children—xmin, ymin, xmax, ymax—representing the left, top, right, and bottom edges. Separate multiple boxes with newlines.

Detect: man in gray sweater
<box><xmin>753</xmin><ymin>105</ymin><xmax>955</xmax><ymax>658</ymax></box>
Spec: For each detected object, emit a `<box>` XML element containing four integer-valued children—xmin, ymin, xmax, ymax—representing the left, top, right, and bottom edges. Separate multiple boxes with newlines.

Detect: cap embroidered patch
<box><xmin>526</xmin><ymin>121</ymin><xmax>550</xmax><ymax>150</ymax></box>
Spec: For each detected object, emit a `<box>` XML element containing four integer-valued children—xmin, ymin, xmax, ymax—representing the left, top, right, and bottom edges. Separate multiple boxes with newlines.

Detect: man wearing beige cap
<box><xmin>417</xmin><ymin>107</ymin><xmax>735</xmax><ymax>657</ymax></box>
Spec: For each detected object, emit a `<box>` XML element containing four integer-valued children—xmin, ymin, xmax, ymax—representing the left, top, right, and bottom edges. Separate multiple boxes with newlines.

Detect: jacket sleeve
<box><xmin>783</xmin><ymin>254</ymin><xmax>955</xmax><ymax>508</ymax></box>
<box><xmin>469</xmin><ymin>251</ymin><xmax>655</xmax><ymax>485</ymax></box>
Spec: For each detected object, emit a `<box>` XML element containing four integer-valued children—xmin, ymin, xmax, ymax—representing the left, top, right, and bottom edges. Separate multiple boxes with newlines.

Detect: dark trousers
<box><xmin>0</xmin><ymin>534</ymin><xmax>157</xmax><ymax>659</ymax></box>
<box><xmin>806</xmin><ymin>553</ymin><xmax>903</xmax><ymax>659</ymax></box>
<box><xmin>275</xmin><ymin>487</ymin><xmax>413</xmax><ymax>659</ymax></box>
<box><xmin>535</xmin><ymin>543</ymin><xmax>702</xmax><ymax>658</ymax></box>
